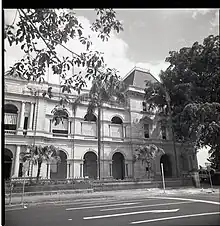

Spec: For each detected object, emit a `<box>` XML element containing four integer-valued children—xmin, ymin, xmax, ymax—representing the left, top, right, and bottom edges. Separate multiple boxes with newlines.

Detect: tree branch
<box><xmin>18</xmin><ymin>9</ymin><xmax>61</xmax><ymax>63</ymax></box>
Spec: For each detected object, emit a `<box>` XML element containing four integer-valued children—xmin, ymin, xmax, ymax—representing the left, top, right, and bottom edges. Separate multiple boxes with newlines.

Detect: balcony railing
<box><xmin>81</xmin><ymin>122</ymin><xmax>97</xmax><ymax>137</ymax></box>
<box><xmin>5</xmin><ymin>130</ymin><xmax>16</xmax><ymax>135</ymax></box>
<box><xmin>110</xmin><ymin>124</ymin><xmax>123</xmax><ymax>138</ymax></box>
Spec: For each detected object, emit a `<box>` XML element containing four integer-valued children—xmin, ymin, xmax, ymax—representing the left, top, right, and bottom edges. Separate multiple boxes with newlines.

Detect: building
<box><xmin>4</xmin><ymin>67</ymin><xmax>198</xmax><ymax>181</ymax></box>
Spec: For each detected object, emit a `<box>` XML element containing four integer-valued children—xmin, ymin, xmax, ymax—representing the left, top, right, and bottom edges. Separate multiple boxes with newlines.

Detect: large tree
<box><xmin>144</xmin><ymin>35</ymin><xmax>220</xmax><ymax>170</ymax></box>
<box><xmin>4</xmin><ymin>8</ymin><xmax>123</xmax><ymax>96</ymax></box>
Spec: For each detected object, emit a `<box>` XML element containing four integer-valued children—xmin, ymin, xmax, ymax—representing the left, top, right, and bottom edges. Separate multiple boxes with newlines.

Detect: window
<box><xmin>52</xmin><ymin>110</ymin><xmax>68</xmax><ymax>137</ymax></box>
<box><xmin>111</xmin><ymin>116</ymin><xmax>123</xmax><ymax>124</ymax></box>
<box><xmin>23</xmin><ymin>117</ymin><xmax>28</xmax><ymax>135</ymax></box>
<box><xmin>142</xmin><ymin>102</ymin><xmax>147</xmax><ymax>112</ymax></box>
<box><xmin>4</xmin><ymin>104</ymin><xmax>18</xmax><ymax>131</ymax></box>
<box><xmin>144</xmin><ymin>124</ymin><xmax>150</xmax><ymax>138</ymax></box>
<box><xmin>84</xmin><ymin>113</ymin><xmax>97</xmax><ymax>122</ymax></box>
<box><xmin>161</xmin><ymin>125</ymin><xmax>167</xmax><ymax>140</ymax></box>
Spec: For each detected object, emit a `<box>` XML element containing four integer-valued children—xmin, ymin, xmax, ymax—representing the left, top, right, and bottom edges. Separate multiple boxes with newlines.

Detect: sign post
<box><xmin>21</xmin><ymin>161</ymin><xmax>29</xmax><ymax>208</ymax></box>
<box><xmin>161</xmin><ymin>163</ymin><xmax>166</xmax><ymax>193</ymax></box>
<box><xmin>205</xmin><ymin>162</ymin><xmax>214</xmax><ymax>193</ymax></box>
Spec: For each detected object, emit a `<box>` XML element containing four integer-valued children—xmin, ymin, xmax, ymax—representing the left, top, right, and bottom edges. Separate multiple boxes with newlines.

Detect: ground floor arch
<box><xmin>112</xmin><ymin>152</ymin><xmax>125</xmax><ymax>180</ymax></box>
<box><xmin>4</xmin><ymin>149</ymin><xmax>13</xmax><ymax>180</ymax></box>
<box><xmin>83</xmin><ymin>151</ymin><xmax>97</xmax><ymax>179</ymax></box>
<box><xmin>160</xmin><ymin>154</ymin><xmax>172</xmax><ymax>178</ymax></box>
<box><xmin>50</xmin><ymin>150</ymin><xmax>67</xmax><ymax>179</ymax></box>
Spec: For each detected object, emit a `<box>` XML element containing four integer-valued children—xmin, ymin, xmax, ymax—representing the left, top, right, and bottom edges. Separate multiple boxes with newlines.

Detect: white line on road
<box><xmin>66</xmin><ymin>202</ymin><xmax>140</xmax><ymax>211</ymax></box>
<box><xmin>130</xmin><ymin>211</ymin><xmax>220</xmax><ymax>224</ymax></box>
<box><xmin>101</xmin><ymin>201</ymin><xmax>193</xmax><ymax>212</ymax></box>
<box><xmin>55</xmin><ymin>198</ymin><xmax>156</xmax><ymax>206</ymax></box>
<box><xmin>149</xmin><ymin>196</ymin><xmax>220</xmax><ymax>205</ymax></box>
<box><xmin>5</xmin><ymin>207</ymin><xmax>27</xmax><ymax>212</ymax></box>
<box><xmin>83</xmin><ymin>208</ymin><xmax>179</xmax><ymax>220</ymax></box>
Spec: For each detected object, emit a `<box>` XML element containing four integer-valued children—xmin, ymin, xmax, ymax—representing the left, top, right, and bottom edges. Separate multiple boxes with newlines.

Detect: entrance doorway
<box><xmin>112</xmin><ymin>152</ymin><xmax>125</xmax><ymax>180</ymax></box>
<box><xmin>160</xmin><ymin>154</ymin><xmax>172</xmax><ymax>178</ymax></box>
<box><xmin>50</xmin><ymin>150</ymin><xmax>67</xmax><ymax>179</ymax></box>
<box><xmin>4</xmin><ymin>149</ymin><xmax>13</xmax><ymax>180</ymax></box>
<box><xmin>83</xmin><ymin>151</ymin><xmax>97</xmax><ymax>179</ymax></box>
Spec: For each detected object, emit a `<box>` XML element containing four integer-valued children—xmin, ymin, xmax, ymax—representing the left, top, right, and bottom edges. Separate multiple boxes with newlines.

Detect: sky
<box><xmin>4</xmin><ymin>8</ymin><xmax>220</xmax><ymax>166</ymax></box>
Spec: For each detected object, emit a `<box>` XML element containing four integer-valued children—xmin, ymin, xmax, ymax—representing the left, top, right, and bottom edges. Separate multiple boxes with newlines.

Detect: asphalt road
<box><xmin>4</xmin><ymin>194</ymin><xmax>220</xmax><ymax>226</ymax></box>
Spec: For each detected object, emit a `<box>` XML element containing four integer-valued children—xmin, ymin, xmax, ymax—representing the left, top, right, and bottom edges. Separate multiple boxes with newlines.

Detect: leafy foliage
<box><xmin>5</xmin><ymin>8</ymin><xmax>123</xmax><ymax>95</ymax></box>
<box><xmin>144</xmin><ymin>35</ymin><xmax>220</xmax><ymax>169</ymax></box>
<box><xmin>134</xmin><ymin>144</ymin><xmax>164</xmax><ymax>178</ymax></box>
<box><xmin>21</xmin><ymin>144</ymin><xmax>60</xmax><ymax>181</ymax></box>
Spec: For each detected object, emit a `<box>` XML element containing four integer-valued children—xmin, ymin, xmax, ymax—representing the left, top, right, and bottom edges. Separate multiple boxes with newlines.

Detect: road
<box><xmin>4</xmin><ymin>193</ymin><xmax>220</xmax><ymax>226</ymax></box>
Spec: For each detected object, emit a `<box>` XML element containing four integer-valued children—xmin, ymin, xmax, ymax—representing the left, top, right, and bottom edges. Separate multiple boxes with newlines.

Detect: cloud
<box><xmin>210</xmin><ymin>10</ymin><xmax>219</xmax><ymax>27</ymax></box>
<box><xmin>191</xmin><ymin>9</ymin><xmax>211</xmax><ymax>19</ymax></box>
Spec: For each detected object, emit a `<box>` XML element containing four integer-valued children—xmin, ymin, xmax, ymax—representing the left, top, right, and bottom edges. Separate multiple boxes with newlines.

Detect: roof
<box><xmin>122</xmin><ymin>67</ymin><xmax>158</xmax><ymax>89</ymax></box>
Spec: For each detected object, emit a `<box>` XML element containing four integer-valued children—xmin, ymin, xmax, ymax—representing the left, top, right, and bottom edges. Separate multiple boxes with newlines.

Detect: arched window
<box><xmin>110</xmin><ymin>116</ymin><xmax>123</xmax><ymax>138</ymax></box>
<box><xmin>52</xmin><ymin>109</ymin><xmax>69</xmax><ymax>137</ymax></box>
<box><xmin>111</xmin><ymin>116</ymin><xmax>123</xmax><ymax>124</ymax></box>
<box><xmin>84</xmin><ymin>113</ymin><xmax>97</xmax><ymax>122</ymax></box>
<box><xmin>4</xmin><ymin>104</ymin><xmax>18</xmax><ymax>131</ymax></box>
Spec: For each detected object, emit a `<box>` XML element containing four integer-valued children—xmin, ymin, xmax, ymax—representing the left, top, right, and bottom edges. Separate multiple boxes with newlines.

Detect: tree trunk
<box><xmin>36</xmin><ymin>162</ymin><xmax>42</xmax><ymax>182</ymax></box>
<box><xmin>97</xmin><ymin>106</ymin><xmax>101</xmax><ymax>180</ymax></box>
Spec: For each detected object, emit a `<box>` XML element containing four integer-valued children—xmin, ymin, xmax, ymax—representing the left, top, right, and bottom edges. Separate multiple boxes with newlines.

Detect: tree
<box><xmin>21</xmin><ymin>144</ymin><xmax>60</xmax><ymax>182</ymax></box>
<box><xmin>69</xmin><ymin>72</ymin><xmax>128</xmax><ymax>179</ymax></box>
<box><xmin>134</xmin><ymin>144</ymin><xmax>164</xmax><ymax>179</ymax></box>
<box><xmin>4</xmin><ymin>8</ymin><xmax>123</xmax><ymax>99</ymax></box>
<box><xmin>144</xmin><ymin>35</ymin><xmax>220</xmax><ymax>169</ymax></box>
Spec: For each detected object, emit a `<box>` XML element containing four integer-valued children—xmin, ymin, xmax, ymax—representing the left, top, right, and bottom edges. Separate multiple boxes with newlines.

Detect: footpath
<box><xmin>5</xmin><ymin>187</ymin><xmax>220</xmax><ymax>207</ymax></box>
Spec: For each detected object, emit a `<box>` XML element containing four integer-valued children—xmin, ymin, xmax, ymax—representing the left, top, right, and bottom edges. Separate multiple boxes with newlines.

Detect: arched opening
<box><xmin>4</xmin><ymin>149</ymin><xmax>13</xmax><ymax>180</ymax></box>
<box><xmin>160</xmin><ymin>154</ymin><xmax>172</xmax><ymax>178</ymax></box>
<box><xmin>50</xmin><ymin>150</ymin><xmax>67</xmax><ymax>179</ymax></box>
<box><xmin>111</xmin><ymin>116</ymin><xmax>123</xmax><ymax>124</ymax></box>
<box><xmin>112</xmin><ymin>152</ymin><xmax>125</xmax><ymax>180</ymax></box>
<box><xmin>84</xmin><ymin>113</ymin><xmax>97</xmax><ymax>122</ymax></box>
<box><xmin>4</xmin><ymin>104</ymin><xmax>18</xmax><ymax>131</ymax></box>
<box><xmin>83</xmin><ymin>152</ymin><xmax>97</xmax><ymax>179</ymax></box>
<box><xmin>52</xmin><ymin>109</ymin><xmax>68</xmax><ymax>137</ymax></box>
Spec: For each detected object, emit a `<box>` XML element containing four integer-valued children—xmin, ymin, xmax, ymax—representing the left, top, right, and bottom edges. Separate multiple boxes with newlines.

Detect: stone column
<box><xmin>19</xmin><ymin>101</ymin><xmax>26</xmax><ymax>129</ymax></box>
<box><xmin>47</xmin><ymin>163</ymin><xmax>51</xmax><ymax>179</ymax></box>
<box><xmin>12</xmin><ymin>145</ymin><xmax>21</xmax><ymax>178</ymax></box>
<box><xmin>66</xmin><ymin>159</ymin><xmax>72</xmax><ymax>179</ymax></box>
<box><xmin>28</xmin><ymin>102</ymin><xmax>34</xmax><ymax>130</ymax></box>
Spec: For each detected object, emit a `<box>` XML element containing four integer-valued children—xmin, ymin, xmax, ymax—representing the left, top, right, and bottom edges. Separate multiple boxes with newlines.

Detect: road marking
<box><xmin>101</xmin><ymin>201</ymin><xmax>193</xmax><ymax>212</ymax></box>
<box><xmin>5</xmin><ymin>207</ymin><xmax>27</xmax><ymax>212</ymax></box>
<box><xmin>130</xmin><ymin>211</ymin><xmax>220</xmax><ymax>224</ymax></box>
<box><xmin>54</xmin><ymin>198</ymin><xmax>111</xmax><ymax>205</ymax></box>
<box><xmin>83</xmin><ymin>208</ymin><xmax>179</xmax><ymax>220</ymax></box>
<box><xmin>68</xmin><ymin>219</ymin><xmax>72</xmax><ymax>221</ymax></box>
<box><xmin>149</xmin><ymin>196</ymin><xmax>220</xmax><ymax>205</ymax></box>
<box><xmin>55</xmin><ymin>198</ymin><xmax>156</xmax><ymax>206</ymax></box>
<box><xmin>66</xmin><ymin>202</ymin><xmax>139</xmax><ymax>211</ymax></box>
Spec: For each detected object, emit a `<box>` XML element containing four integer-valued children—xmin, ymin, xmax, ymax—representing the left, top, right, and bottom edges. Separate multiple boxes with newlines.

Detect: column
<box><xmin>80</xmin><ymin>162</ymin><xmax>84</xmax><ymax>178</ymax></box>
<box><xmin>66</xmin><ymin>160</ymin><xmax>71</xmax><ymax>179</ymax></box>
<box><xmin>47</xmin><ymin>163</ymin><xmax>51</xmax><ymax>179</ymax></box>
<box><xmin>28</xmin><ymin>102</ymin><xmax>34</xmax><ymax>130</ymax></box>
<box><xmin>19</xmin><ymin>101</ymin><xmax>26</xmax><ymax>129</ymax></box>
<box><xmin>12</xmin><ymin>145</ymin><xmax>21</xmax><ymax>178</ymax></box>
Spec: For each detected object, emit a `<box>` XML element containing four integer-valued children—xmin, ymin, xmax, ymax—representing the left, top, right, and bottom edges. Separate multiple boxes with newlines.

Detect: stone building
<box><xmin>4</xmin><ymin>67</ymin><xmax>198</xmax><ymax>180</ymax></box>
